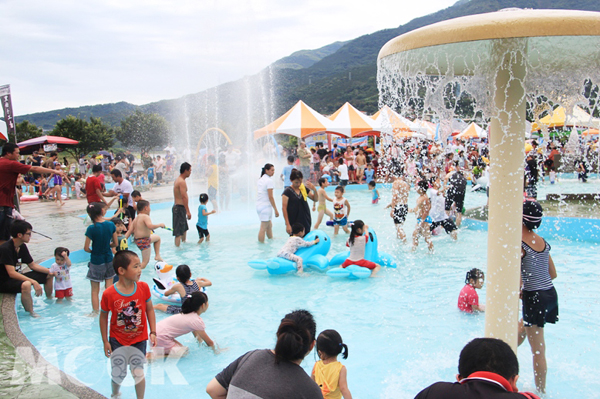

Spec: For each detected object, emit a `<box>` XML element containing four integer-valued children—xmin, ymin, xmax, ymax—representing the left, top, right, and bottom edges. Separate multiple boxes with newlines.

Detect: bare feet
<box><xmin>29</xmin><ymin>311</ymin><xmax>40</xmax><ymax>318</ymax></box>
<box><xmin>155</xmin><ymin>255</ymin><xmax>163</xmax><ymax>261</ymax></box>
<box><xmin>86</xmin><ymin>310</ymin><xmax>100</xmax><ymax>317</ymax></box>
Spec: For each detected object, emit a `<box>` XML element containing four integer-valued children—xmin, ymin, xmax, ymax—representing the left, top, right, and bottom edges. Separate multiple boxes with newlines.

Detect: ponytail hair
<box><xmin>175</xmin><ymin>264</ymin><xmax>192</xmax><ymax>284</ymax></box>
<box><xmin>87</xmin><ymin>202</ymin><xmax>107</xmax><ymax>223</ymax></box>
<box><xmin>348</xmin><ymin>219</ymin><xmax>365</xmax><ymax>246</ymax></box>
<box><xmin>465</xmin><ymin>268</ymin><xmax>484</xmax><ymax>284</ymax></box>
<box><xmin>261</xmin><ymin>163</ymin><xmax>274</xmax><ymax>177</ymax></box>
<box><xmin>274</xmin><ymin>309</ymin><xmax>316</xmax><ymax>364</ymax></box>
<box><xmin>316</xmin><ymin>329</ymin><xmax>348</xmax><ymax>360</ymax></box>
<box><xmin>181</xmin><ymin>291</ymin><xmax>208</xmax><ymax>314</ymax></box>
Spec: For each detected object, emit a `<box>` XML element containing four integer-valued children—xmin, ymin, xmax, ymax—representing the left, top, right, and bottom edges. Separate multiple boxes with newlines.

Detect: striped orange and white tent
<box><xmin>456</xmin><ymin>122</ymin><xmax>486</xmax><ymax>139</ymax></box>
<box><xmin>371</xmin><ymin>105</ymin><xmax>418</xmax><ymax>136</ymax></box>
<box><xmin>254</xmin><ymin>100</ymin><xmax>336</xmax><ymax>140</ymax></box>
<box><xmin>328</xmin><ymin>102</ymin><xmax>377</xmax><ymax>137</ymax></box>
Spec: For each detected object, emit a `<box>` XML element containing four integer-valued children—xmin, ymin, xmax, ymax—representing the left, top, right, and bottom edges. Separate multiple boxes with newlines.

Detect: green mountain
<box><xmin>272</xmin><ymin>41</ymin><xmax>348</xmax><ymax>70</ymax></box>
<box><xmin>17</xmin><ymin>0</ymin><xmax>600</xmax><ymax>147</ymax></box>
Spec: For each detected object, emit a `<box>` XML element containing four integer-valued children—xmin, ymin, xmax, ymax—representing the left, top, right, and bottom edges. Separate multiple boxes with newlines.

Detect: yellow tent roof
<box><xmin>531</xmin><ymin>106</ymin><xmax>598</xmax><ymax>131</ymax></box>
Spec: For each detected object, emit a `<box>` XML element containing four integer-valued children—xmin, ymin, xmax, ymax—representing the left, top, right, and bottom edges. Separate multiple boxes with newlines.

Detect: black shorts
<box><xmin>340</xmin><ymin>179</ymin><xmax>348</xmax><ymax>187</ymax></box>
<box><xmin>430</xmin><ymin>218</ymin><xmax>457</xmax><ymax>234</ymax></box>
<box><xmin>172</xmin><ymin>204</ymin><xmax>189</xmax><ymax>237</ymax></box>
<box><xmin>196</xmin><ymin>225</ymin><xmax>210</xmax><ymax>238</ymax></box>
<box><xmin>393</xmin><ymin>204</ymin><xmax>408</xmax><ymax>225</ymax></box>
<box><xmin>156</xmin><ymin>172</ymin><xmax>163</xmax><ymax>181</ymax></box>
<box><xmin>0</xmin><ymin>270</ymin><xmax>48</xmax><ymax>294</ymax></box>
<box><xmin>522</xmin><ymin>286</ymin><xmax>559</xmax><ymax>328</ymax></box>
<box><xmin>0</xmin><ymin>206</ymin><xmax>14</xmax><ymax>242</ymax></box>
<box><xmin>445</xmin><ymin>189</ymin><xmax>465</xmax><ymax>213</ymax></box>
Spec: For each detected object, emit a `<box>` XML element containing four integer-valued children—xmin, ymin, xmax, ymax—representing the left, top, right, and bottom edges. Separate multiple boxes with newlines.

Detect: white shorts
<box><xmin>257</xmin><ymin>205</ymin><xmax>273</xmax><ymax>222</ymax></box>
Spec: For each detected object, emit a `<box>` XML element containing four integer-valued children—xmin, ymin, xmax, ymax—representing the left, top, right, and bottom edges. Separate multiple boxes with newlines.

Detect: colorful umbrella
<box><xmin>17</xmin><ymin>135</ymin><xmax>79</xmax><ymax>154</ymax></box>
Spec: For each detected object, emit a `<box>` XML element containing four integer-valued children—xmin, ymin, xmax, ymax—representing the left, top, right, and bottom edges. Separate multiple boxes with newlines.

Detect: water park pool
<box><xmin>16</xmin><ymin>177</ymin><xmax>600</xmax><ymax>398</ymax></box>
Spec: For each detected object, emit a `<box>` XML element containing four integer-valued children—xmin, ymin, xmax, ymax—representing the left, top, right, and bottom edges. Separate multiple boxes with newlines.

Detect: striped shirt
<box><xmin>521</xmin><ymin>240</ymin><xmax>553</xmax><ymax>291</ymax></box>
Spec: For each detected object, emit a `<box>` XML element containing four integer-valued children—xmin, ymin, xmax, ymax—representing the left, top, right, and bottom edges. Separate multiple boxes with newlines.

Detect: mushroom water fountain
<box><xmin>377</xmin><ymin>9</ymin><xmax>600</xmax><ymax>349</ymax></box>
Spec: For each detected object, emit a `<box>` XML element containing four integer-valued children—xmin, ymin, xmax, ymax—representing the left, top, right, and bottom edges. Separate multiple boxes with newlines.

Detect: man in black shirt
<box><xmin>0</xmin><ymin>220</ymin><xmax>52</xmax><ymax>317</ymax></box>
<box><xmin>316</xmin><ymin>143</ymin><xmax>329</xmax><ymax>161</ymax></box>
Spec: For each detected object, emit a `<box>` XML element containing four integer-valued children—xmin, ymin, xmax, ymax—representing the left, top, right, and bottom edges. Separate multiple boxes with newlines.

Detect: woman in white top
<box><xmin>256</xmin><ymin>163</ymin><xmax>280</xmax><ymax>243</ymax></box>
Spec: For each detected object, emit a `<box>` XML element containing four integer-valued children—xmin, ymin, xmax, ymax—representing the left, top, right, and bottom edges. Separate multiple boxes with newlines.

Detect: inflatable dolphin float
<box><xmin>327</xmin><ymin>229</ymin><xmax>397</xmax><ymax>279</ymax></box>
<box><xmin>248</xmin><ymin>230</ymin><xmax>331</xmax><ymax>275</ymax></box>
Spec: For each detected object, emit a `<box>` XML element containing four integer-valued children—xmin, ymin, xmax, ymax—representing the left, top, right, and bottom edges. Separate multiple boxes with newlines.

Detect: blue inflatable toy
<box><xmin>327</xmin><ymin>229</ymin><xmax>397</xmax><ymax>279</ymax></box>
<box><xmin>248</xmin><ymin>230</ymin><xmax>331</xmax><ymax>275</ymax></box>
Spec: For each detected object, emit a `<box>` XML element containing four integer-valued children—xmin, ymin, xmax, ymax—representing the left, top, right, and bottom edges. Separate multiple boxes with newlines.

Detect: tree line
<box><xmin>1</xmin><ymin>109</ymin><xmax>170</xmax><ymax>156</ymax></box>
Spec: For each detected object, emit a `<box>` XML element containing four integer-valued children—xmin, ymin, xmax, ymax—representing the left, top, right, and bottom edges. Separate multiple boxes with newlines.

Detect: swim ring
<box><xmin>248</xmin><ymin>230</ymin><xmax>331</xmax><ymax>275</ymax></box>
<box><xmin>20</xmin><ymin>195</ymin><xmax>39</xmax><ymax>202</ymax></box>
<box><xmin>151</xmin><ymin>261</ymin><xmax>181</xmax><ymax>303</ymax></box>
<box><xmin>327</xmin><ymin>229</ymin><xmax>397</xmax><ymax>279</ymax></box>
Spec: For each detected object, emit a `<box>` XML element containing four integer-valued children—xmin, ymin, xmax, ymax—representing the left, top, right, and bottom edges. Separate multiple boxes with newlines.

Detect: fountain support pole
<box><xmin>484</xmin><ymin>38</ymin><xmax>526</xmax><ymax>351</ymax></box>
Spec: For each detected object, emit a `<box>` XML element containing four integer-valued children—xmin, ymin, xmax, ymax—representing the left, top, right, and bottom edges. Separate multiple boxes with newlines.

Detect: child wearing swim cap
<box><xmin>458</xmin><ymin>268</ymin><xmax>485</xmax><ymax>313</ymax></box>
<box><xmin>312</xmin><ymin>329</ymin><xmax>352</xmax><ymax>399</ymax></box>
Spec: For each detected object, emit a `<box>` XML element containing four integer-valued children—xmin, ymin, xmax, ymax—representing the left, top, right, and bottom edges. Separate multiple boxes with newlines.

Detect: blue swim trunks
<box><xmin>417</xmin><ymin>216</ymin><xmax>433</xmax><ymax>224</ymax></box>
<box><xmin>333</xmin><ymin>217</ymin><xmax>348</xmax><ymax>226</ymax></box>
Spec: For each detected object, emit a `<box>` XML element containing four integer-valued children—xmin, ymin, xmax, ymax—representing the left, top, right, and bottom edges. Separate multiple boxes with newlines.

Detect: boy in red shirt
<box><xmin>100</xmin><ymin>250</ymin><xmax>156</xmax><ymax>399</ymax></box>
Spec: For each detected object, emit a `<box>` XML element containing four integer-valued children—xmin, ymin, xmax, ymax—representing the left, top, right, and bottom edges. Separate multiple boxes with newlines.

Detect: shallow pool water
<box><xmin>17</xmin><ymin>178</ymin><xmax>600</xmax><ymax>398</ymax></box>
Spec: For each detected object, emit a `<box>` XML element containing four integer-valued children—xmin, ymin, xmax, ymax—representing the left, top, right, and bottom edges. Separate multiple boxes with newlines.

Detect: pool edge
<box><xmin>1</xmin><ymin>294</ymin><xmax>106</xmax><ymax>399</ymax></box>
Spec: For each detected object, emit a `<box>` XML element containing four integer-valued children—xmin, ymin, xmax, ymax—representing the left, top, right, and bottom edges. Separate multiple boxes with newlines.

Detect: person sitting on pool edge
<box><xmin>0</xmin><ymin>220</ymin><xmax>54</xmax><ymax>317</ymax></box>
<box><xmin>414</xmin><ymin>337</ymin><xmax>540</xmax><ymax>399</ymax></box>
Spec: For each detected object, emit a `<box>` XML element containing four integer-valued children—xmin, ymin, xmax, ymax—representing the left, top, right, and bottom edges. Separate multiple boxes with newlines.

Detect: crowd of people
<box><xmin>0</xmin><ymin>134</ymin><xmax>569</xmax><ymax>398</ymax></box>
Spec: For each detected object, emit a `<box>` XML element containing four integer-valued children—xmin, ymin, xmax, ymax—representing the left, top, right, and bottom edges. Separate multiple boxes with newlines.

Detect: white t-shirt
<box><xmin>427</xmin><ymin>188</ymin><xmax>447</xmax><ymax>222</ymax></box>
<box><xmin>114</xmin><ymin>179</ymin><xmax>134</xmax><ymax>207</ymax></box>
<box><xmin>338</xmin><ymin>164</ymin><xmax>349</xmax><ymax>180</ymax></box>
<box><xmin>50</xmin><ymin>262</ymin><xmax>72</xmax><ymax>290</ymax></box>
<box><xmin>256</xmin><ymin>174</ymin><xmax>274</xmax><ymax>209</ymax></box>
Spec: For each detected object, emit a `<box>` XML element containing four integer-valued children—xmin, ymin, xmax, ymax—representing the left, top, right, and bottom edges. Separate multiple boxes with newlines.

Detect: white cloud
<box><xmin>1</xmin><ymin>0</ymin><xmax>457</xmax><ymax>115</ymax></box>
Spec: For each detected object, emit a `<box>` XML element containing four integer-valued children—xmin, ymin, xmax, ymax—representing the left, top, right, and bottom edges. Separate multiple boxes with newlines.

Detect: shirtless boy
<box><xmin>355</xmin><ymin>149</ymin><xmax>367</xmax><ymax>183</ymax></box>
<box><xmin>131</xmin><ymin>200</ymin><xmax>164</xmax><ymax>269</ymax></box>
<box><xmin>173</xmin><ymin>162</ymin><xmax>192</xmax><ymax>247</ymax></box>
<box><xmin>313</xmin><ymin>177</ymin><xmax>334</xmax><ymax>229</ymax></box>
<box><xmin>385</xmin><ymin>173</ymin><xmax>410</xmax><ymax>242</ymax></box>
<box><xmin>410</xmin><ymin>180</ymin><xmax>434</xmax><ymax>252</ymax></box>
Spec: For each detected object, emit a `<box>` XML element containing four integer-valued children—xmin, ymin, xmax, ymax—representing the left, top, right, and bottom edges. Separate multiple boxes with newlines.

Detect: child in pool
<box><xmin>332</xmin><ymin>186</ymin><xmax>351</xmax><ymax>235</ymax></box>
<box><xmin>148</xmin><ymin>291</ymin><xmax>220</xmax><ymax>360</ymax></box>
<box><xmin>341</xmin><ymin>220</ymin><xmax>381</xmax><ymax>277</ymax></box>
<box><xmin>276</xmin><ymin>223</ymin><xmax>319</xmax><ymax>273</ymax></box>
<box><xmin>154</xmin><ymin>264</ymin><xmax>212</xmax><ymax>314</ymax></box>
<box><xmin>410</xmin><ymin>180</ymin><xmax>434</xmax><ymax>252</ymax></box>
<box><xmin>110</xmin><ymin>218</ymin><xmax>129</xmax><ymax>253</ymax></box>
<box><xmin>130</xmin><ymin>200</ymin><xmax>164</xmax><ymax>269</ymax></box>
<box><xmin>368</xmin><ymin>181</ymin><xmax>379</xmax><ymax>204</ymax></box>
<box><xmin>197</xmin><ymin>193</ymin><xmax>216</xmax><ymax>245</ymax></box>
<box><xmin>312</xmin><ymin>329</ymin><xmax>352</xmax><ymax>399</ymax></box>
<box><xmin>458</xmin><ymin>268</ymin><xmax>485</xmax><ymax>313</ymax></box>
<box><xmin>84</xmin><ymin>202</ymin><xmax>118</xmax><ymax>316</ymax></box>
<box><xmin>49</xmin><ymin>247</ymin><xmax>72</xmax><ymax>302</ymax></box>
<box><xmin>313</xmin><ymin>177</ymin><xmax>334</xmax><ymax>229</ymax></box>
<box><xmin>364</xmin><ymin>163</ymin><xmax>375</xmax><ymax>185</ymax></box>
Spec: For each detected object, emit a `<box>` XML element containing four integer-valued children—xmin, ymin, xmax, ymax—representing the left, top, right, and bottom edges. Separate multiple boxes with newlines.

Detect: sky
<box><xmin>1</xmin><ymin>0</ymin><xmax>458</xmax><ymax>116</ymax></box>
